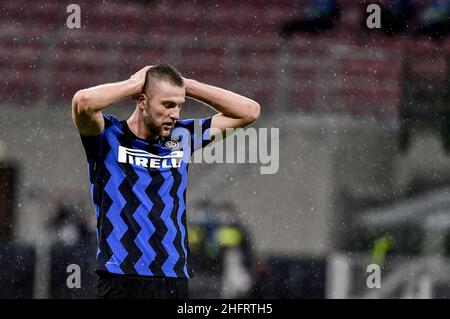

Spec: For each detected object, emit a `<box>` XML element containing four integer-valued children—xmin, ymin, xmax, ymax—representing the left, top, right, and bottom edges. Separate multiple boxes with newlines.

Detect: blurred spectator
<box><xmin>280</xmin><ymin>0</ymin><xmax>340</xmax><ymax>37</ymax></box>
<box><xmin>49</xmin><ymin>200</ymin><xmax>97</xmax><ymax>298</ymax></box>
<box><xmin>417</xmin><ymin>0</ymin><xmax>450</xmax><ymax>39</ymax></box>
<box><xmin>218</xmin><ymin>223</ymin><xmax>253</xmax><ymax>298</ymax></box>
<box><xmin>371</xmin><ymin>234</ymin><xmax>394</xmax><ymax>265</ymax></box>
<box><xmin>380</xmin><ymin>0</ymin><xmax>414</xmax><ymax>35</ymax></box>
<box><xmin>188</xmin><ymin>201</ymin><xmax>255</xmax><ymax>298</ymax></box>
<box><xmin>51</xmin><ymin>201</ymin><xmax>91</xmax><ymax>247</ymax></box>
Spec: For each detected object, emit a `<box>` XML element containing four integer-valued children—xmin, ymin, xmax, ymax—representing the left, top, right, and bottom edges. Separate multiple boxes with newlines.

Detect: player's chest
<box><xmin>110</xmin><ymin>137</ymin><xmax>189</xmax><ymax>170</ymax></box>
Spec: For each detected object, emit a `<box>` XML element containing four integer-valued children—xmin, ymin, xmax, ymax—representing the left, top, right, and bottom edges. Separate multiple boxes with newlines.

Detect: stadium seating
<box><xmin>0</xmin><ymin>0</ymin><xmax>448</xmax><ymax>122</ymax></box>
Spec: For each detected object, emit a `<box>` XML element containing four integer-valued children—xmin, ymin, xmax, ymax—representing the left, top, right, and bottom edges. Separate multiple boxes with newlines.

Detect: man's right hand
<box><xmin>130</xmin><ymin>65</ymin><xmax>153</xmax><ymax>97</ymax></box>
<box><xmin>71</xmin><ymin>65</ymin><xmax>153</xmax><ymax>136</ymax></box>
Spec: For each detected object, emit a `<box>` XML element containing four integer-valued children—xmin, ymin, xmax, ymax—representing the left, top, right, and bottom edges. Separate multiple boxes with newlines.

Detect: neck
<box><xmin>127</xmin><ymin>109</ymin><xmax>159</xmax><ymax>141</ymax></box>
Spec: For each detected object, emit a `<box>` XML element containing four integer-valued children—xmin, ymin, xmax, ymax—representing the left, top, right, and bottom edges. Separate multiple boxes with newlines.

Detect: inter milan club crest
<box><xmin>165</xmin><ymin>140</ymin><xmax>179</xmax><ymax>149</ymax></box>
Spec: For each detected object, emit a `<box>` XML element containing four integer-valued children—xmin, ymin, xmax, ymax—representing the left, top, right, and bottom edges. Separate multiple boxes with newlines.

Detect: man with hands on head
<box><xmin>72</xmin><ymin>64</ymin><xmax>260</xmax><ymax>299</ymax></box>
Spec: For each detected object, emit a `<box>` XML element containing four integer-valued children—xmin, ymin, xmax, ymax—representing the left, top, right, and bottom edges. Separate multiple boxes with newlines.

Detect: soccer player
<box><xmin>71</xmin><ymin>64</ymin><xmax>260</xmax><ymax>299</ymax></box>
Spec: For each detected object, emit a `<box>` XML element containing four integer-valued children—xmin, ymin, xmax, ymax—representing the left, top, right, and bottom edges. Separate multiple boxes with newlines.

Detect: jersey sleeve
<box><xmin>79</xmin><ymin>113</ymin><xmax>114</xmax><ymax>162</ymax></box>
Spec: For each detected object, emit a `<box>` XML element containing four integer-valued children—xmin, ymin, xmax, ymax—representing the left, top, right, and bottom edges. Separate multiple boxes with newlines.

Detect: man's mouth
<box><xmin>162</xmin><ymin>122</ymin><xmax>173</xmax><ymax>130</ymax></box>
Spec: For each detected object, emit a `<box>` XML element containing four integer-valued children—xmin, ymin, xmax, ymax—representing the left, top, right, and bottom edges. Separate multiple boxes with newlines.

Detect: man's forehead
<box><xmin>152</xmin><ymin>80</ymin><xmax>185</xmax><ymax>103</ymax></box>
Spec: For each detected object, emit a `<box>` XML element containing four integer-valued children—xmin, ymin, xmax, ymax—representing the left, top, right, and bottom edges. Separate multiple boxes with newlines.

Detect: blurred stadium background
<box><xmin>1</xmin><ymin>0</ymin><xmax>450</xmax><ymax>298</ymax></box>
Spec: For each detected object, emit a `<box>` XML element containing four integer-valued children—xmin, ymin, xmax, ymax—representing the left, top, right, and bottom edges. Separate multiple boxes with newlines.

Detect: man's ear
<box><xmin>136</xmin><ymin>94</ymin><xmax>148</xmax><ymax>110</ymax></box>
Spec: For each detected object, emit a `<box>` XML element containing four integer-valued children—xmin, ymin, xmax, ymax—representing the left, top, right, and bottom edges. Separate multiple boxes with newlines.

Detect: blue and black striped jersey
<box><xmin>80</xmin><ymin>113</ymin><xmax>213</xmax><ymax>278</ymax></box>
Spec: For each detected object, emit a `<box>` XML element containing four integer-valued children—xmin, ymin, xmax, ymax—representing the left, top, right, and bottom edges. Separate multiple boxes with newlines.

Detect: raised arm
<box><xmin>184</xmin><ymin>79</ymin><xmax>260</xmax><ymax>133</ymax></box>
<box><xmin>71</xmin><ymin>66</ymin><xmax>151</xmax><ymax>136</ymax></box>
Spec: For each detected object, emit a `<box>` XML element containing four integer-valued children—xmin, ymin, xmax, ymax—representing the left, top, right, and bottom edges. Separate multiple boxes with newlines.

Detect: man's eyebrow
<box><xmin>161</xmin><ymin>100</ymin><xmax>184</xmax><ymax>105</ymax></box>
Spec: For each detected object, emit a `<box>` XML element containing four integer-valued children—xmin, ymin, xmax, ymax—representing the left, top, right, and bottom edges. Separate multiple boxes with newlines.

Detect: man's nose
<box><xmin>170</xmin><ymin>108</ymin><xmax>180</xmax><ymax>121</ymax></box>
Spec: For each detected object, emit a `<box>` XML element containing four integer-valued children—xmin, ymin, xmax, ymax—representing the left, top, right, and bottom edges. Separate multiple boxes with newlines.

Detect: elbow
<box><xmin>72</xmin><ymin>90</ymin><xmax>90</xmax><ymax>114</ymax></box>
<box><xmin>244</xmin><ymin>101</ymin><xmax>261</xmax><ymax>124</ymax></box>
